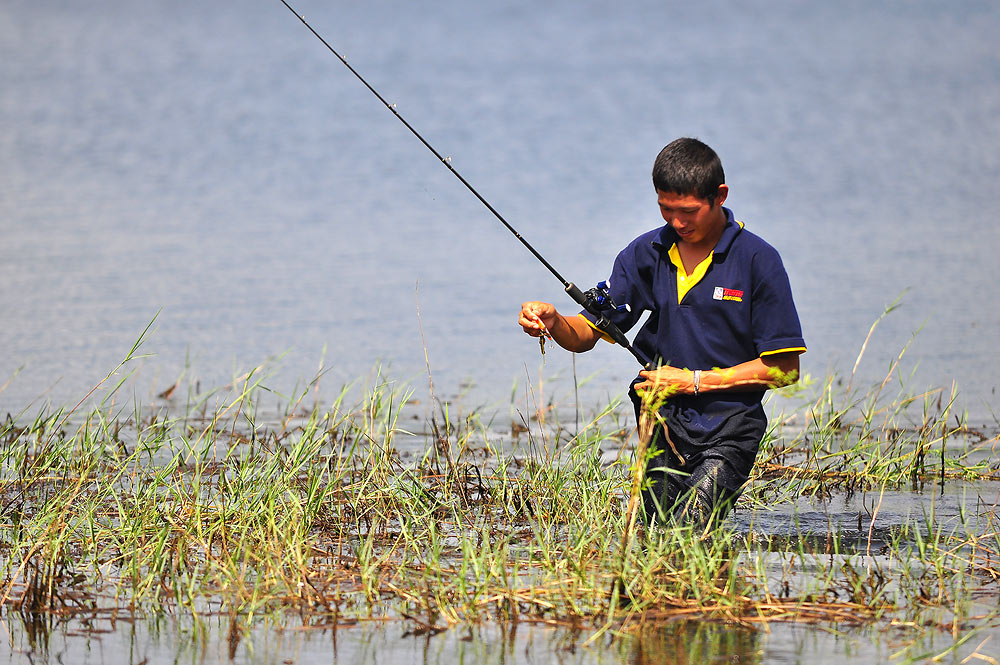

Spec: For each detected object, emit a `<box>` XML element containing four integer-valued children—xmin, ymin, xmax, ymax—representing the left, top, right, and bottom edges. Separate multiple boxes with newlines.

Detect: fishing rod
<box><xmin>279</xmin><ymin>0</ymin><xmax>650</xmax><ymax>367</ymax></box>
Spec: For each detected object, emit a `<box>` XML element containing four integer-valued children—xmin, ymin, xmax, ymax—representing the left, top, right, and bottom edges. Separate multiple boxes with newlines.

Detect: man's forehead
<box><xmin>656</xmin><ymin>190</ymin><xmax>709</xmax><ymax>207</ymax></box>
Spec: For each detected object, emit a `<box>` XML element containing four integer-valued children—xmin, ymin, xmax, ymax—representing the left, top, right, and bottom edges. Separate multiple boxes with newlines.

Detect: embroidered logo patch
<box><xmin>713</xmin><ymin>287</ymin><xmax>744</xmax><ymax>302</ymax></box>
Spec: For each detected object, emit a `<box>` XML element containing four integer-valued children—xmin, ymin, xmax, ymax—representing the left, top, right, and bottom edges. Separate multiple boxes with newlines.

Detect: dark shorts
<box><xmin>629</xmin><ymin>387</ymin><xmax>767</xmax><ymax>529</ymax></box>
<box><xmin>641</xmin><ymin>441</ymin><xmax>753</xmax><ymax>529</ymax></box>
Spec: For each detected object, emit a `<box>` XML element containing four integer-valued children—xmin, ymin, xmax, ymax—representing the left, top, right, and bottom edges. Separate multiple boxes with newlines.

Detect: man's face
<box><xmin>656</xmin><ymin>186</ymin><xmax>729</xmax><ymax>247</ymax></box>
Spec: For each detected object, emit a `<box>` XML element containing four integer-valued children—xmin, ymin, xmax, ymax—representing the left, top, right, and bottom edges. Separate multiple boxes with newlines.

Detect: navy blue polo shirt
<box><xmin>581</xmin><ymin>207</ymin><xmax>805</xmax><ymax>461</ymax></box>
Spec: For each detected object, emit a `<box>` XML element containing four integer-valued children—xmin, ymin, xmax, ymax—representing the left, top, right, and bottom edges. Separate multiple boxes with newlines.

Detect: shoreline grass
<box><xmin>1</xmin><ymin>362</ymin><xmax>998</xmax><ymax>660</ymax></box>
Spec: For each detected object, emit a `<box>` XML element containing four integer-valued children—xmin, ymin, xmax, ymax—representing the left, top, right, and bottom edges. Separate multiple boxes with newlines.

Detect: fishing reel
<box><xmin>565</xmin><ymin>279</ymin><xmax>650</xmax><ymax>368</ymax></box>
<box><xmin>581</xmin><ymin>280</ymin><xmax>631</xmax><ymax>316</ymax></box>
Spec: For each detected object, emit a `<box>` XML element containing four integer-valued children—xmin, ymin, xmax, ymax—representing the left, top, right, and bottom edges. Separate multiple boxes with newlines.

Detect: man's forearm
<box><xmin>549</xmin><ymin>313</ymin><xmax>601</xmax><ymax>353</ymax></box>
<box><xmin>696</xmin><ymin>353</ymin><xmax>800</xmax><ymax>393</ymax></box>
<box><xmin>636</xmin><ymin>352</ymin><xmax>801</xmax><ymax>395</ymax></box>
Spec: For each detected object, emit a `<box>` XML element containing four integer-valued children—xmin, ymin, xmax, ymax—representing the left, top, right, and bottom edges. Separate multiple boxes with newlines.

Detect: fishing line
<box><xmin>278</xmin><ymin>0</ymin><xmax>650</xmax><ymax>367</ymax></box>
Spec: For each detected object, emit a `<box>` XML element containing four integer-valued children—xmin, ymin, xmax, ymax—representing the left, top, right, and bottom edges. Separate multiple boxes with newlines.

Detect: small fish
<box><xmin>533</xmin><ymin>315</ymin><xmax>553</xmax><ymax>342</ymax></box>
<box><xmin>530</xmin><ymin>313</ymin><xmax>552</xmax><ymax>356</ymax></box>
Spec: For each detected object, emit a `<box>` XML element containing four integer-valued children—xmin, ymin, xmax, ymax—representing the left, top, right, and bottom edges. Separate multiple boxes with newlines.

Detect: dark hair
<box><xmin>651</xmin><ymin>138</ymin><xmax>725</xmax><ymax>204</ymax></box>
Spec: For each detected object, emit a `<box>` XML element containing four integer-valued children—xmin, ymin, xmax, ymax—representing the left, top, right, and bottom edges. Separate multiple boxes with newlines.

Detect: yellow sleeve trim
<box><xmin>577</xmin><ymin>313</ymin><xmax>615</xmax><ymax>344</ymax></box>
<box><xmin>760</xmin><ymin>346</ymin><xmax>807</xmax><ymax>357</ymax></box>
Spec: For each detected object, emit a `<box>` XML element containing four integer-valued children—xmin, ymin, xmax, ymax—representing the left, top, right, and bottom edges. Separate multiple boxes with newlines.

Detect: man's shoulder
<box><xmin>730</xmin><ymin>223</ymin><xmax>785</xmax><ymax>261</ymax></box>
<box><xmin>726</xmin><ymin>224</ymin><xmax>794</xmax><ymax>289</ymax></box>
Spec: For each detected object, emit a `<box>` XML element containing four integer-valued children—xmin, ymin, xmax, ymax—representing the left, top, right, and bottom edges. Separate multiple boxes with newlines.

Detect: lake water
<box><xmin>2</xmin><ymin>0</ymin><xmax>999</xmax><ymax>423</ymax></box>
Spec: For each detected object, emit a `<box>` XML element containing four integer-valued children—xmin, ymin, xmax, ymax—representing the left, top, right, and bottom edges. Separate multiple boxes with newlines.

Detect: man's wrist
<box><xmin>693</xmin><ymin>369</ymin><xmax>701</xmax><ymax>395</ymax></box>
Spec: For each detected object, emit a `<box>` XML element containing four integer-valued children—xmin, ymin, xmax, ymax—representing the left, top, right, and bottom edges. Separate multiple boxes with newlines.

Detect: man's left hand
<box><xmin>635</xmin><ymin>366</ymin><xmax>693</xmax><ymax>395</ymax></box>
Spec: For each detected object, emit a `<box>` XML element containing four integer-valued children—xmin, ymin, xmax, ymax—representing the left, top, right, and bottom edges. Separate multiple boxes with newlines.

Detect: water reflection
<box><xmin>626</xmin><ymin>621</ymin><xmax>760</xmax><ymax>665</ymax></box>
<box><xmin>6</xmin><ymin>610</ymin><xmax>997</xmax><ymax>665</ymax></box>
<box><xmin>324</xmin><ymin>621</ymin><xmax>762</xmax><ymax>665</ymax></box>
<box><xmin>11</xmin><ymin>612</ymin><xmax>759</xmax><ymax>665</ymax></box>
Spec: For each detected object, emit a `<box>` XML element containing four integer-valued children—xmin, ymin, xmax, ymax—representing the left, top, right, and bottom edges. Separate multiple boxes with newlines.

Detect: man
<box><xmin>518</xmin><ymin>138</ymin><xmax>805</xmax><ymax>529</ymax></box>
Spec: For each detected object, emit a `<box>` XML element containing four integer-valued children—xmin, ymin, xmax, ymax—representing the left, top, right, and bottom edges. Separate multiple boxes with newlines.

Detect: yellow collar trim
<box><xmin>667</xmin><ymin>244</ymin><xmax>714</xmax><ymax>304</ymax></box>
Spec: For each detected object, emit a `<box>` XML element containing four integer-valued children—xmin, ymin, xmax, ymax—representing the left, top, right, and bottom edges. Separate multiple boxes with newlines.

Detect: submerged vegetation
<box><xmin>1</xmin><ymin>344</ymin><xmax>999</xmax><ymax>662</ymax></box>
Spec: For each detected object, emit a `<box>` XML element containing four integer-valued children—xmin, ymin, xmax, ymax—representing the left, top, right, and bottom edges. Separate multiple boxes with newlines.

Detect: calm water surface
<box><xmin>2</xmin><ymin>0</ymin><xmax>999</xmax><ymax>421</ymax></box>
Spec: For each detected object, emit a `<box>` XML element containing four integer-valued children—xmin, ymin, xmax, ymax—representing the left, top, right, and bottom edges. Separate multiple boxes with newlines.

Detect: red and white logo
<box><xmin>713</xmin><ymin>286</ymin><xmax>744</xmax><ymax>302</ymax></box>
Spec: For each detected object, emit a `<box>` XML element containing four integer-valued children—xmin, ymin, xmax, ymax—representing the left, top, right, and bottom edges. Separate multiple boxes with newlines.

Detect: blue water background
<box><xmin>2</xmin><ymin>0</ymin><xmax>999</xmax><ymax>421</ymax></box>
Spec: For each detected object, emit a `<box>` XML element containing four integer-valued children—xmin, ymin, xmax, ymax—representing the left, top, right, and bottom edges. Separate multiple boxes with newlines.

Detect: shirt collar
<box><xmin>651</xmin><ymin>206</ymin><xmax>743</xmax><ymax>257</ymax></box>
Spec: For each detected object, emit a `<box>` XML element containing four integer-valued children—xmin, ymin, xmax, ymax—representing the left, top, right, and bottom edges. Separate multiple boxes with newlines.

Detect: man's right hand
<box><xmin>517</xmin><ymin>301</ymin><xmax>601</xmax><ymax>353</ymax></box>
<box><xmin>518</xmin><ymin>301</ymin><xmax>559</xmax><ymax>338</ymax></box>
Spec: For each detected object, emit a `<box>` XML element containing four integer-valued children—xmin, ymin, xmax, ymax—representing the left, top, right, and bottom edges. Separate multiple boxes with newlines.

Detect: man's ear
<box><xmin>713</xmin><ymin>184</ymin><xmax>729</xmax><ymax>207</ymax></box>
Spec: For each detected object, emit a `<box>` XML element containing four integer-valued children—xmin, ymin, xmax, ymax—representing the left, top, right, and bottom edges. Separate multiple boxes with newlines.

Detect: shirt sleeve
<box><xmin>579</xmin><ymin>238</ymin><xmax>652</xmax><ymax>341</ymax></box>
<box><xmin>750</xmin><ymin>246</ymin><xmax>806</xmax><ymax>356</ymax></box>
